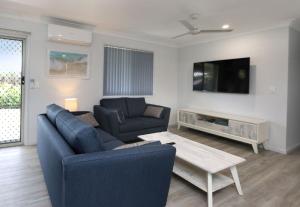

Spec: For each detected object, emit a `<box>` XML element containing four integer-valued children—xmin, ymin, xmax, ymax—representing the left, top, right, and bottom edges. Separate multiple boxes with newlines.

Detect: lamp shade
<box><xmin>64</xmin><ymin>98</ymin><xmax>78</xmax><ymax>112</ymax></box>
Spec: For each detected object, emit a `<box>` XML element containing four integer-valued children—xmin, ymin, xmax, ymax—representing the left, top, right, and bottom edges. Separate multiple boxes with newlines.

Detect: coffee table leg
<box><xmin>207</xmin><ymin>173</ymin><xmax>213</xmax><ymax>207</ymax></box>
<box><xmin>230</xmin><ymin>166</ymin><xmax>243</xmax><ymax>195</ymax></box>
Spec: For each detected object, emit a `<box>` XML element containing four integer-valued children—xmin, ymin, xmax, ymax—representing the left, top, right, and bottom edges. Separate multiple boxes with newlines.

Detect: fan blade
<box><xmin>179</xmin><ymin>20</ymin><xmax>197</xmax><ymax>31</ymax></box>
<box><xmin>172</xmin><ymin>32</ymin><xmax>192</xmax><ymax>39</ymax></box>
<box><xmin>196</xmin><ymin>29</ymin><xmax>233</xmax><ymax>33</ymax></box>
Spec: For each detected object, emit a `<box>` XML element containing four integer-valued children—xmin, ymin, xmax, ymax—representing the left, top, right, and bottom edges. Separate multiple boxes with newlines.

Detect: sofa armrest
<box><xmin>93</xmin><ymin>105</ymin><xmax>120</xmax><ymax>136</ymax></box>
<box><xmin>146</xmin><ymin>104</ymin><xmax>171</xmax><ymax>128</ymax></box>
<box><xmin>62</xmin><ymin>145</ymin><xmax>176</xmax><ymax>207</ymax></box>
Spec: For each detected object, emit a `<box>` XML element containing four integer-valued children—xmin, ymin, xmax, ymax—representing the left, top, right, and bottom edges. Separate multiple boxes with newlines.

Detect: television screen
<box><xmin>193</xmin><ymin>57</ymin><xmax>250</xmax><ymax>94</ymax></box>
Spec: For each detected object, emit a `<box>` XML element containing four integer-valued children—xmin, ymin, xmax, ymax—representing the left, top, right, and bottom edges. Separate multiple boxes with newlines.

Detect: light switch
<box><xmin>29</xmin><ymin>79</ymin><xmax>40</xmax><ymax>89</ymax></box>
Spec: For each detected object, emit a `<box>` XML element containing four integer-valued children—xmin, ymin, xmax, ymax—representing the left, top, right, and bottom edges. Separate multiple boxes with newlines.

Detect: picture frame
<box><xmin>47</xmin><ymin>49</ymin><xmax>90</xmax><ymax>79</ymax></box>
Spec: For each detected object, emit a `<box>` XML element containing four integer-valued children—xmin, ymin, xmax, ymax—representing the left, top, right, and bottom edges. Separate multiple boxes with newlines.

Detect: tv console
<box><xmin>177</xmin><ymin>108</ymin><xmax>268</xmax><ymax>153</ymax></box>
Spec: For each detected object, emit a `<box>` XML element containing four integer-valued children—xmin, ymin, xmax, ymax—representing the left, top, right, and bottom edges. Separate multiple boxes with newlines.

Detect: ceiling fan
<box><xmin>173</xmin><ymin>19</ymin><xmax>233</xmax><ymax>39</ymax></box>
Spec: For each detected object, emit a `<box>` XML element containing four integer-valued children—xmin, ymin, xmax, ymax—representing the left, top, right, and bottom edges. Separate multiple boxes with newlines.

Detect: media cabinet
<box><xmin>177</xmin><ymin>108</ymin><xmax>268</xmax><ymax>153</ymax></box>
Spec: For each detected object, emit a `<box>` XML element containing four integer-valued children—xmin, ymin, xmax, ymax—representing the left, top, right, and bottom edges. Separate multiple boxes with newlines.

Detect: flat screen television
<box><xmin>193</xmin><ymin>57</ymin><xmax>250</xmax><ymax>94</ymax></box>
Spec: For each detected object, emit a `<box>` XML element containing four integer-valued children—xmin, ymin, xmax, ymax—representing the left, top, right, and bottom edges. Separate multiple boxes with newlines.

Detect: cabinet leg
<box><xmin>251</xmin><ymin>143</ymin><xmax>258</xmax><ymax>154</ymax></box>
<box><xmin>177</xmin><ymin>124</ymin><xmax>181</xmax><ymax>130</ymax></box>
<box><xmin>207</xmin><ymin>173</ymin><xmax>213</xmax><ymax>207</ymax></box>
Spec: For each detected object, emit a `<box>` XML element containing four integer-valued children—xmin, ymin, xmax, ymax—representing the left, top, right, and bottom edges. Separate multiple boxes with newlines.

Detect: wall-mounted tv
<box><xmin>193</xmin><ymin>57</ymin><xmax>250</xmax><ymax>94</ymax></box>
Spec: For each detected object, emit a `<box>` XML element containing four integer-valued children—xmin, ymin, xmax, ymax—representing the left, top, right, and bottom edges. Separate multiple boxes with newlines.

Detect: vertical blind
<box><xmin>103</xmin><ymin>45</ymin><xmax>153</xmax><ymax>96</ymax></box>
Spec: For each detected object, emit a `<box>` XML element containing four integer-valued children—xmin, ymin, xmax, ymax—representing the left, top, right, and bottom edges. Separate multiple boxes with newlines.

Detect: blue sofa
<box><xmin>94</xmin><ymin>97</ymin><xmax>171</xmax><ymax>142</ymax></box>
<box><xmin>37</xmin><ymin>104</ymin><xmax>176</xmax><ymax>207</ymax></box>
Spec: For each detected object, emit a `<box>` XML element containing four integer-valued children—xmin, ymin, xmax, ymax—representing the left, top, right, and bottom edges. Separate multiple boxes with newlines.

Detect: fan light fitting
<box><xmin>222</xmin><ymin>24</ymin><xmax>230</xmax><ymax>29</ymax></box>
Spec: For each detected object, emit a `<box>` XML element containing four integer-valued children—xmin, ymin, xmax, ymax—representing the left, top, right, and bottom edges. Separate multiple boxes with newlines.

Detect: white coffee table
<box><xmin>139</xmin><ymin>132</ymin><xmax>246</xmax><ymax>207</ymax></box>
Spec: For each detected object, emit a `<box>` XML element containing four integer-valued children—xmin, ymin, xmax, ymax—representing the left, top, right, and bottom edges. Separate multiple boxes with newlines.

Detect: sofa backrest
<box><xmin>100</xmin><ymin>97</ymin><xmax>146</xmax><ymax>118</ymax></box>
<box><xmin>56</xmin><ymin>110</ymin><xmax>104</xmax><ymax>154</ymax></box>
<box><xmin>46</xmin><ymin>103</ymin><xmax>66</xmax><ymax>125</ymax></box>
<box><xmin>100</xmin><ymin>98</ymin><xmax>129</xmax><ymax>117</ymax></box>
<box><xmin>126</xmin><ymin>97</ymin><xmax>146</xmax><ymax>117</ymax></box>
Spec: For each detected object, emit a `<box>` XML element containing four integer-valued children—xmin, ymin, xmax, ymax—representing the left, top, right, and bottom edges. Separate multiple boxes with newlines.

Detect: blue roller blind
<box><xmin>103</xmin><ymin>45</ymin><xmax>153</xmax><ymax>96</ymax></box>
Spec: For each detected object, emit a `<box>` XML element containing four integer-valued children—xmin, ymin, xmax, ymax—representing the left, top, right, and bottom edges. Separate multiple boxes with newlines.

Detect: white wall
<box><xmin>0</xmin><ymin>16</ymin><xmax>178</xmax><ymax>145</ymax></box>
<box><xmin>286</xmin><ymin>27</ymin><xmax>300</xmax><ymax>152</ymax></box>
<box><xmin>178</xmin><ymin>27</ymin><xmax>290</xmax><ymax>153</ymax></box>
<box><xmin>0</xmin><ymin>15</ymin><xmax>295</xmax><ymax>154</ymax></box>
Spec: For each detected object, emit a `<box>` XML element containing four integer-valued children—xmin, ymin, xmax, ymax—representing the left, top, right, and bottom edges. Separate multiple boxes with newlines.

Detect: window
<box><xmin>103</xmin><ymin>45</ymin><xmax>153</xmax><ymax>96</ymax></box>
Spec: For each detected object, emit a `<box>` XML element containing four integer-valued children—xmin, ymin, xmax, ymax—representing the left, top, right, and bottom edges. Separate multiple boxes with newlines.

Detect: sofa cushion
<box><xmin>120</xmin><ymin>117</ymin><xmax>165</xmax><ymax>133</ymax></box>
<box><xmin>126</xmin><ymin>98</ymin><xmax>146</xmax><ymax>117</ymax></box>
<box><xmin>56</xmin><ymin>110</ymin><xmax>104</xmax><ymax>154</ymax></box>
<box><xmin>143</xmin><ymin>106</ymin><xmax>164</xmax><ymax>118</ymax></box>
<box><xmin>108</xmin><ymin>108</ymin><xmax>125</xmax><ymax>124</ymax></box>
<box><xmin>95</xmin><ymin>128</ymin><xmax>120</xmax><ymax>143</ymax></box>
<box><xmin>95</xmin><ymin>128</ymin><xmax>124</xmax><ymax>150</ymax></box>
<box><xmin>76</xmin><ymin>112</ymin><xmax>100</xmax><ymax>127</ymax></box>
<box><xmin>100</xmin><ymin>98</ymin><xmax>128</xmax><ymax>117</ymax></box>
<box><xmin>46</xmin><ymin>104</ymin><xmax>66</xmax><ymax>125</ymax></box>
<box><xmin>102</xmin><ymin>139</ymin><xmax>124</xmax><ymax>150</ymax></box>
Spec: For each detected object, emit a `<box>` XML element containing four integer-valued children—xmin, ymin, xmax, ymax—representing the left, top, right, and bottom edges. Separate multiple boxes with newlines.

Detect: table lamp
<box><xmin>64</xmin><ymin>98</ymin><xmax>78</xmax><ymax>112</ymax></box>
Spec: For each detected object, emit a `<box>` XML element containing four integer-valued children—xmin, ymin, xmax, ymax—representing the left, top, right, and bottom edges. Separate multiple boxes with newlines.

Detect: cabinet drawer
<box><xmin>179</xmin><ymin>111</ymin><xmax>197</xmax><ymax>125</ymax></box>
<box><xmin>229</xmin><ymin>120</ymin><xmax>257</xmax><ymax>140</ymax></box>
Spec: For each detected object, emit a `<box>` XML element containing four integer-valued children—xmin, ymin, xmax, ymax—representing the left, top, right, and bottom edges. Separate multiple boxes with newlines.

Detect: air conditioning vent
<box><xmin>48</xmin><ymin>24</ymin><xmax>92</xmax><ymax>45</ymax></box>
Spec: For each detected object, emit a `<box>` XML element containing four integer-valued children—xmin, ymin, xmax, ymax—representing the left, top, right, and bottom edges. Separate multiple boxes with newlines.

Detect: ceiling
<box><xmin>1</xmin><ymin>0</ymin><xmax>300</xmax><ymax>47</ymax></box>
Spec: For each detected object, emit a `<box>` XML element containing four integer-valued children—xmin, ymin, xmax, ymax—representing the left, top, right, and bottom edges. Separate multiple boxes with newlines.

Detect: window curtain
<box><xmin>103</xmin><ymin>46</ymin><xmax>153</xmax><ymax>96</ymax></box>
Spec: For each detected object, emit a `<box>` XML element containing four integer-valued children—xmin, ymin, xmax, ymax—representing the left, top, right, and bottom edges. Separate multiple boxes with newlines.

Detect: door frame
<box><xmin>0</xmin><ymin>28</ymin><xmax>30</xmax><ymax>148</ymax></box>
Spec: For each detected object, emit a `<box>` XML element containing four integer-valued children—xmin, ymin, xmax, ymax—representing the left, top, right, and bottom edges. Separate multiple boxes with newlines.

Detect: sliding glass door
<box><xmin>0</xmin><ymin>37</ymin><xmax>24</xmax><ymax>145</ymax></box>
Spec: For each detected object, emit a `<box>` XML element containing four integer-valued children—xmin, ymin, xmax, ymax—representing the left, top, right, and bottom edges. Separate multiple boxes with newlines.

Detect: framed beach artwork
<box><xmin>48</xmin><ymin>50</ymin><xmax>89</xmax><ymax>78</ymax></box>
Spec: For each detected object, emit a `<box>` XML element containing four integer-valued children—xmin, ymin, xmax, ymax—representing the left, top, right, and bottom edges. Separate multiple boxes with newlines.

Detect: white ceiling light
<box><xmin>222</xmin><ymin>24</ymin><xmax>230</xmax><ymax>29</ymax></box>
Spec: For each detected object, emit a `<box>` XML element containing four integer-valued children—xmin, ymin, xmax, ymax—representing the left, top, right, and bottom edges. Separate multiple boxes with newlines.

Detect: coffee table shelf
<box><xmin>174</xmin><ymin>158</ymin><xmax>234</xmax><ymax>193</ymax></box>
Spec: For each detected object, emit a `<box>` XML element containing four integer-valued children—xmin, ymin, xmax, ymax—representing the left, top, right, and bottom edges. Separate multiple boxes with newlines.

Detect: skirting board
<box><xmin>286</xmin><ymin>142</ymin><xmax>300</xmax><ymax>154</ymax></box>
<box><xmin>264</xmin><ymin>144</ymin><xmax>287</xmax><ymax>154</ymax></box>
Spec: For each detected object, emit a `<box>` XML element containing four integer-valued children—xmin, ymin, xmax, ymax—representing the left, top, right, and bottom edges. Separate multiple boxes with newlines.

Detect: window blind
<box><xmin>103</xmin><ymin>45</ymin><xmax>153</xmax><ymax>96</ymax></box>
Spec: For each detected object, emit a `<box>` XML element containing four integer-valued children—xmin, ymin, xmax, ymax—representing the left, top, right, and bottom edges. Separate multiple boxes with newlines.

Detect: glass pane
<box><xmin>0</xmin><ymin>38</ymin><xmax>22</xmax><ymax>144</ymax></box>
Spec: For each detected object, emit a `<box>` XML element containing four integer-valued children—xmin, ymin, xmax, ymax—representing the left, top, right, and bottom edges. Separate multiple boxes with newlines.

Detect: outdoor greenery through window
<box><xmin>0</xmin><ymin>72</ymin><xmax>21</xmax><ymax>108</ymax></box>
<box><xmin>103</xmin><ymin>45</ymin><xmax>154</xmax><ymax>96</ymax></box>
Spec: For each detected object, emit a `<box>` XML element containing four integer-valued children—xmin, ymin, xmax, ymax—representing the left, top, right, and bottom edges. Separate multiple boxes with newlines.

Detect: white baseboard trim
<box><xmin>286</xmin><ymin>142</ymin><xmax>300</xmax><ymax>154</ymax></box>
<box><xmin>264</xmin><ymin>144</ymin><xmax>287</xmax><ymax>154</ymax></box>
